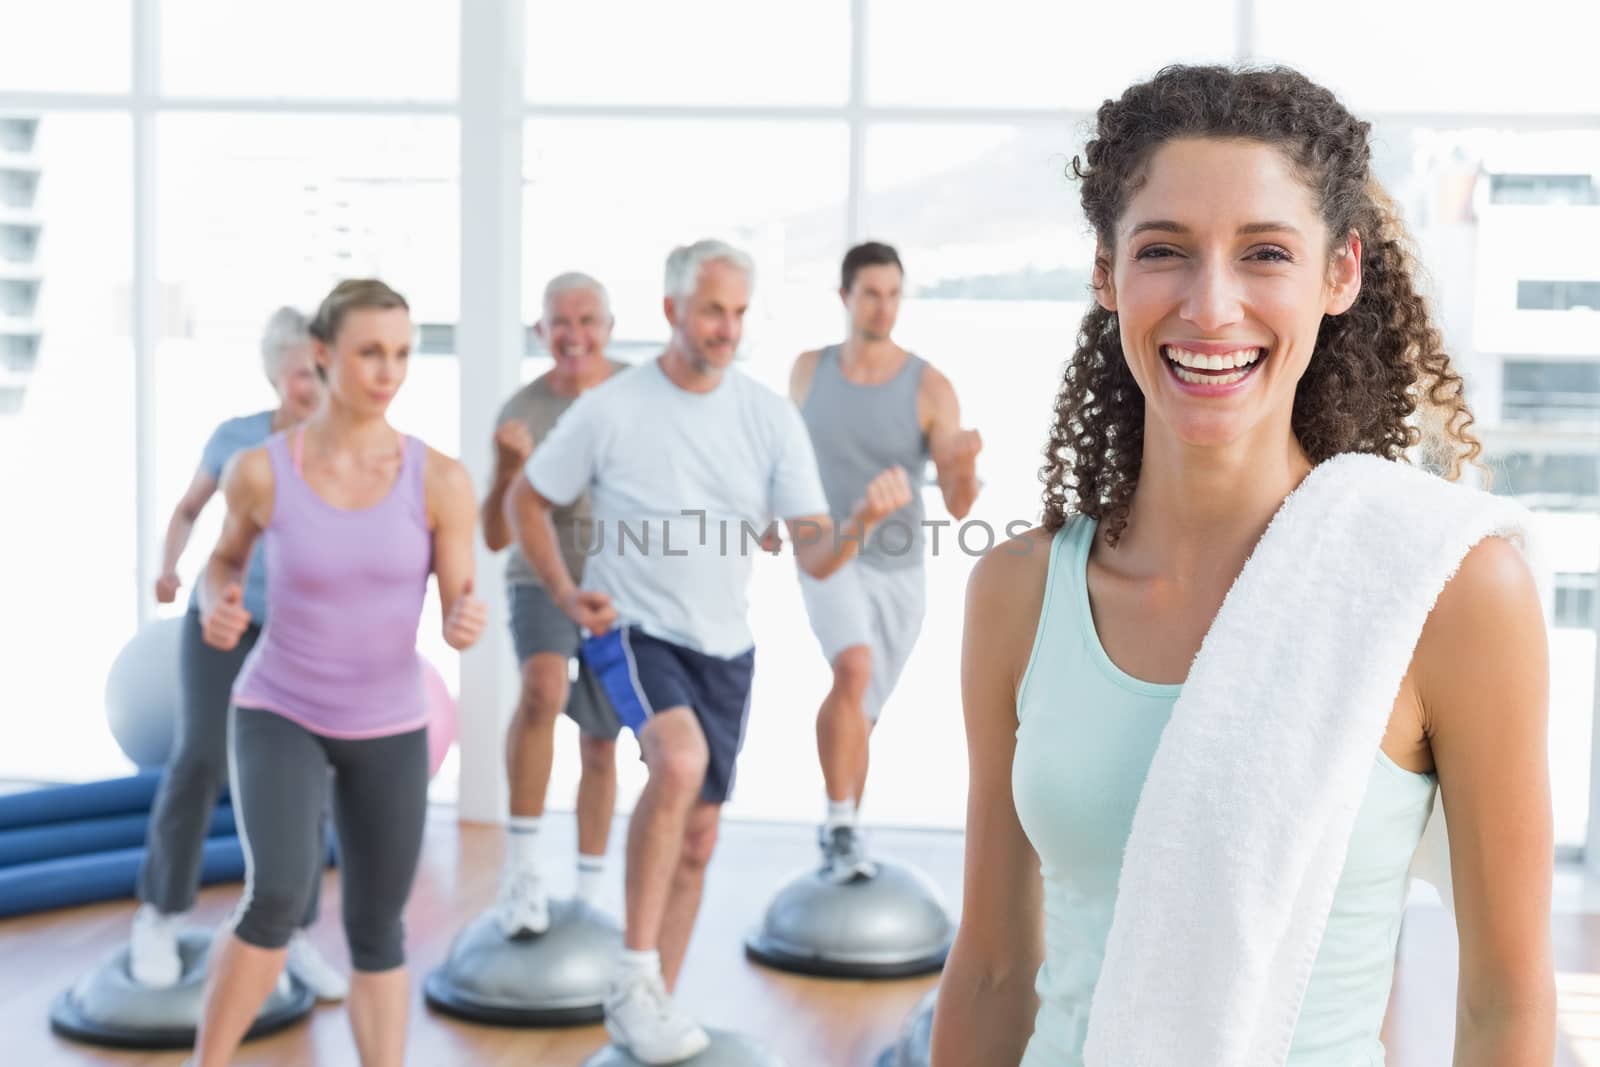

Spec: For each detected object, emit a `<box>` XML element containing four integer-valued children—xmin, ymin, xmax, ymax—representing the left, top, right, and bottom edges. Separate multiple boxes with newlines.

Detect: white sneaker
<box><xmin>129</xmin><ymin>904</ymin><xmax>183</xmax><ymax>988</ymax></box>
<box><xmin>287</xmin><ymin>930</ymin><xmax>349</xmax><ymax>1001</ymax></box>
<box><xmin>494</xmin><ymin>865</ymin><xmax>550</xmax><ymax>937</ymax></box>
<box><xmin>604</xmin><ymin>973</ymin><xmax>710</xmax><ymax>1065</ymax></box>
<box><xmin>818</xmin><ymin>823</ymin><xmax>877</xmax><ymax>884</ymax></box>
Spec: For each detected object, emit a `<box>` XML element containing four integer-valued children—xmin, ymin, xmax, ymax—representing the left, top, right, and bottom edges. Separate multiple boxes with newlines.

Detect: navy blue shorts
<box><xmin>580</xmin><ymin>627</ymin><xmax>755</xmax><ymax>805</ymax></box>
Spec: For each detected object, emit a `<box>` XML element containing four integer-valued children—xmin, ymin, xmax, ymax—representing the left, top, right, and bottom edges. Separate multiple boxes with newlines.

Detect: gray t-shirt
<box><xmin>499</xmin><ymin>359</ymin><xmax>630</xmax><ymax>589</ymax></box>
<box><xmin>526</xmin><ymin>358</ymin><xmax>828</xmax><ymax>657</ymax></box>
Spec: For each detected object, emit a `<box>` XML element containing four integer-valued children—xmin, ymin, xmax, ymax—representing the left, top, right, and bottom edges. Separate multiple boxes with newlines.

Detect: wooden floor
<box><xmin>1</xmin><ymin>808</ymin><xmax>1595</xmax><ymax>1066</ymax></box>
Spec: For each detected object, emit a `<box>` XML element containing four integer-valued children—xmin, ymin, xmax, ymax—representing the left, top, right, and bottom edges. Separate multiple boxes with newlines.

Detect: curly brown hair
<box><xmin>1043</xmin><ymin>64</ymin><xmax>1481</xmax><ymax>543</ymax></box>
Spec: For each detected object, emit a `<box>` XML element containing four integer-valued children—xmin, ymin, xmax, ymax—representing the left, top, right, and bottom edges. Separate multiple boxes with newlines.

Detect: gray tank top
<box><xmin>800</xmin><ymin>345</ymin><xmax>929</xmax><ymax>571</ymax></box>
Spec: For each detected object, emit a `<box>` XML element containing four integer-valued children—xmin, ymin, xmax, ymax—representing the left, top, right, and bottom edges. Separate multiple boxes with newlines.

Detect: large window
<box><xmin>0</xmin><ymin>4</ymin><xmax>130</xmax><ymax>93</ymax></box>
<box><xmin>1519</xmin><ymin>281</ymin><xmax>1600</xmax><ymax>312</ymax></box>
<box><xmin>154</xmin><ymin>114</ymin><xmax>460</xmax><ymax>611</ymax></box>
<box><xmin>159</xmin><ymin>0</ymin><xmax>458</xmax><ymax>101</ymax></box>
<box><xmin>1503</xmin><ymin>359</ymin><xmax>1600</xmax><ymax>426</ymax></box>
<box><xmin>0</xmin><ymin>113</ymin><xmax>134</xmax><ymax>784</ymax></box>
<box><xmin>866</xmin><ymin>0</ymin><xmax>1236</xmax><ymax>108</ymax></box>
<box><xmin>520</xmin><ymin>118</ymin><xmax>849</xmax><ymax>383</ymax></box>
<box><xmin>524</xmin><ymin>1</ymin><xmax>850</xmax><ymax>107</ymax></box>
<box><xmin>1253</xmin><ymin>0</ymin><xmax>1600</xmax><ymax>115</ymax></box>
<box><xmin>2</xmin><ymin>2</ymin><xmax>1595</xmax><ymax>853</ymax></box>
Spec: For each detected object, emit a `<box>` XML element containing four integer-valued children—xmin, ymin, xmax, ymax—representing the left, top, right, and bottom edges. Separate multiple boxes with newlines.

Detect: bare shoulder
<box><xmin>966</xmin><ymin>525</ymin><xmax>1056</xmax><ymax>690</ymax></box>
<box><xmin>968</xmin><ymin>525</ymin><xmax>1053</xmax><ymax>611</ymax></box>
<box><xmin>789</xmin><ymin>348</ymin><xmax>823</xmax><ymax>405</ymax></box>
<box><xmin>221</xmin><ymin>445</ymin><xmax>274</xmax><ymax>502</ymax></box>
<box><xmin>1415</xmin><ymin>535</ymin><xmax>1546</xmax><ymax>726</ymax></box>
<box><xmin>1422</xmin><ymin>536</ymin><xmax>1541</xmax><ymax>644</ymax></box>
<box><xmin>423</xmin><ymin>446</ymin><xmax>475</xmax><ymax>509</ymax></box>
<box><xmin>918</xmin><ymin>360</ymin><xmax>955</xmax><ymax>398</ymax></box>
<box><xmin>916</xmin><ymin>361</ymin><xmax>958</xmax><ymax>426</ymax></box>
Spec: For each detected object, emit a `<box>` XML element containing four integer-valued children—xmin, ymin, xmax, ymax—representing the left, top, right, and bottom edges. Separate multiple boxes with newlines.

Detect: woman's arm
<box><xmin>199</xmin><ymin>451</ymin><xmax>270</xmax><ymax>649</ymax></box>
<box><xmin>930</xmin><ymin>530</ymin><xmax>1051</xmax><ymax>1067</ymax></box>
<box><xmin>1418</xmin><ymin>537</ymin><xmax>1555</xmax><ymax>1066</ymax></box>
<box><xmin>156</xmin><ymin>466</ymin><xmax>219</xmax><ymax>602</ymax></box>
<box><xmin>426</xmin><ymin>449</ymin><xmax>488</xmax><ymax>651</ymax></box>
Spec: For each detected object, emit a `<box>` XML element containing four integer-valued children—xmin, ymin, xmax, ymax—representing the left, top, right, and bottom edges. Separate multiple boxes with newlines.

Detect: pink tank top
<box><xmin>233</xmin><ymin>430</ymin><xmax>433</xmax><ymax>738</ymax></box>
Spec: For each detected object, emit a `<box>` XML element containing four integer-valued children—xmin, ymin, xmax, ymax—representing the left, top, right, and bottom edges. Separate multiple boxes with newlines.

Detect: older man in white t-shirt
<box><xmin>508</xmin><ymin>239</ymin><xmax>911</xmax><ymax>1065</ymax></box>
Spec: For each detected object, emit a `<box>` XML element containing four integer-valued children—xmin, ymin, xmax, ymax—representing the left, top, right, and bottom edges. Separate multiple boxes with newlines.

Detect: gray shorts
<box><xmin>507</xmin><ymin>582</ymin><xmax>622</xmax><ymax>741</ymax></box>
<box><xmin>798</xmin><ymin>560</ymin><xmax>926</xmax><ymax>723</ymax></box>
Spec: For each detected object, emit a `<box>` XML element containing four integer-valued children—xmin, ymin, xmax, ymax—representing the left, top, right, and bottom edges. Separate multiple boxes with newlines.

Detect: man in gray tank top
<box><xmin>480</xmin><ymin>272</ymin><xmax>629</xmax><ymax>937</ymax></box>
<box><xmin>790</xmin><ymin>241</ymin><xmax>983</xmax><ymax>882</ymax></box>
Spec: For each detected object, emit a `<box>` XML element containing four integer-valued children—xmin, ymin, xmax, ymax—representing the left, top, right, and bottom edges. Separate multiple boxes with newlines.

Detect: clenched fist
<box><xmin>155</xmin><ymin>571</ymin><xmax>182</xmax><ymax>604</ymax></box>
<box><xmin>203</xmin><ymin>583</ymin><xmax>251</xmax><ymax>651</ymax></box>
<box><xmin>560</xmin><ymin>588</ymin><xmax>618</xmax><ymax>635</ymax></box>
<box><xmin>444</xmin><ymin>579</ymin><xmax>488</xmax><ymax>651</ymax></box>
<box><xmin>494</xmin><ymin>421</ymin><xmax>535</xmax><ymax>471</ymax></box>
<box><xmin>851</xmin><ymin>466</ymin><xmax>914</xmax><ymax>528</ymax></box>
<box><xmin>937</xmin><ymin>428</ymin><xmax>983</xmax><ymax>468</ymax></box>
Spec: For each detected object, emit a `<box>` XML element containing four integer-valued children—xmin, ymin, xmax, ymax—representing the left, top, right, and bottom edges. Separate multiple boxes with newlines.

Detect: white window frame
<box><xmin>3</xmin><ymin>0</ymin><xmax>1596</xmax><ymax>855</ymax></box>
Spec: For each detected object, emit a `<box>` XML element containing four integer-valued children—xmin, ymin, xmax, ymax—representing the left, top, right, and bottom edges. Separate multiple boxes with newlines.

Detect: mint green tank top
<box><xmin>1012</xmin><ymin>517</ymin><xmax>1438</xmax><ymax>1066</ymax></box>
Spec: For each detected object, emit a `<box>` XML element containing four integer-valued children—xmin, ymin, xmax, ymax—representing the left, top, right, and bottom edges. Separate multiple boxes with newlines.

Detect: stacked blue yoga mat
<box><xmin>0</xmin><ymin>771</ymin><xmax>244</xmax><ymax>919</ymax></box>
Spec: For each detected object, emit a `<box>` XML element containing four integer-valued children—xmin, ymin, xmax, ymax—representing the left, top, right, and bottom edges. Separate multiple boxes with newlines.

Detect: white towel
<box><xmin>1082</xmin><ymin>453</ymin><xmax>1533</xmax><ymax>1067</ymax></box>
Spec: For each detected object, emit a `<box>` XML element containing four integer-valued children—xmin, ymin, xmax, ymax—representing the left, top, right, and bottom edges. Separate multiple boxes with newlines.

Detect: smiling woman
<box><xmin>934</xmin><ymin>64</ymin><xmax>1554</xmax><ymax>1067</ymax></box>
<box><xmin>1049</xmin><ymin>71</ymin><xmax>1479</xmax><ymax>546</ymax></box>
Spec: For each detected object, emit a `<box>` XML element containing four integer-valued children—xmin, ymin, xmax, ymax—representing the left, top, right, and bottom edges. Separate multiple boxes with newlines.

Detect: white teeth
<box><xmin>1172</xmin><ymin>365</ymin><xmax>1250</xmax><ymax>386</ymax></box>
<box><xmin>1163</xmin><ymin>346</ymin><xmax>1262</xmax><ymax>370</ymax></box>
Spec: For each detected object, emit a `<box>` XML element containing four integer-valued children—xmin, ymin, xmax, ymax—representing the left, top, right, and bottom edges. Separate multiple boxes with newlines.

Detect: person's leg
<box><xmin>498</xmin><ymin>653</ymin><xmax>570</xmax><ymax>930</ymax></box>
<box><xmin>656</xmin><ymin>800</ymin><xmax>721</xmax><ymax>990</ymax></box>
<box><xmin>802</xmin><ymin>565</ymin><xmax>874</xmax><ymax>811</ymax></box>
<box><xmin>854</xmin><ymin>565</ymin><xmax>928</xmax><ymax>806</ymax></box>
<box><xmin>327</xmin><ymin>726</ymin><xmax>429</xmax><ymax>1067</ymax></box>
<box><xmin>817</xmin><ymin>644</ymin><xmax>873</xmax><ymax>813</ymax></box>
<box><xmin>582</xmin><ymin>630</ymin><xmax>713</xmax><ymax>1064</ymax></box>
<box><xmin>134</xmin><ymin>611</ymin><xmax>257</xmax><ymax>985</ymax></box>
<box><xmin>607</xmin><ymin>707</ymin><xmax>709</xmax><ymax>1062</ymax></box>
<box><xmin>505</xmin><ymin>653</ymin><xmax>571</xmax><ymax>820</ymax></box>
<box><xmin>623</xmin><ymin>706</ymin><xmax>708</xmax><ymax>952</ymax></box>
<box><xmin>570</xmin><ymin>659</ymin><xmax>621</xmax><ymax>906</ymax></box>
<box><xmin>498</xmin><ymin>584</ymin><xmax>579</xmax><ymax>934</ymax></box>
<box><xmin>193</xmin><ymin>708</ymin><xmax>325</xmax><ymax>1067</ymax></box>
<box><xmin>286</xmin><ymin>776</ymin><xmax>347</xmax><ymax>1001</ymax></box>
<box><xmin>653</xmin><ymin>639</ymin><xmax>752</xmax><ymax>988</ymax></box>
<box><xmin>801</xmin><ymin>565</ymin><xmax>880</xmax><ymax>879</ymax></box>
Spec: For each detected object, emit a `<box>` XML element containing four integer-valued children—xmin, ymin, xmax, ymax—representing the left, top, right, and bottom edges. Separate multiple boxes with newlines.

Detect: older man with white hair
<box><xmin>508</xmin><ymin>240</ymin><xmax>912</xmax><ymax>1063</ymax></box>
<box><xmin>481</xmin><ymin>272</ymin><xmax>629</xmax><ymax>938</ymax></box>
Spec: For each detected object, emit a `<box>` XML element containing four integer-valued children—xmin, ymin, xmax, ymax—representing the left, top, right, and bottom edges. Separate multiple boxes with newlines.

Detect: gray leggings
<box><xmin>229</xmin><ymin>705</ymin><xmax>428</xmax><ymax>973</ymax></box>
<box><xmin>137</xmin><ymin>608</ymin><xmax>323</xmax><ymax>924</ymax></box>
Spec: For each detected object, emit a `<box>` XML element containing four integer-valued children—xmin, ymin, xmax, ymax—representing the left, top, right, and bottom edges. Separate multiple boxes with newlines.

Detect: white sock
<box><xmin>138</xmin><ymin>903</ymin><xmax>184</xmax><ymax>928</ymax></box>
<box><xmin>508</xmin><ymin>815</ymin><xmax>542</xmax><ymax>873</ymax></box>
<box><xmin>616</xmin><ymin>947</ymin><xmax>661</xmax><ymax>982</ymax></box>
<box><xmin>576</xmin><ymin>854</ymin><xmax>606</xmax><ymax>903</ymax></box>
<box><xmin>825</xmin><ymin>798</ymin><xmax>856</xmax><ymax>829</ymax></box>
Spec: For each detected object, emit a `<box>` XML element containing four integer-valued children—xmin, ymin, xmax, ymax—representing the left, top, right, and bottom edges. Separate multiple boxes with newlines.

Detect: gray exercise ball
<box><xmin>104</xmin><ymin>616</ymin><xmax>186</xmax><ymax>770</ymax></box>
<box><xmin>425</xmin><ymin>900</ymin><xmax>621</xmax><ymax>1026</ymax></box>
<box><xmin>50</xmin><ymin>928</ymin><xmax>313</xmax><ymax>1049</ymax></box>
<box><xmin>745</xmin><ymin>861</ymin><xmax>953</xmax><ymax>978</ymax></box>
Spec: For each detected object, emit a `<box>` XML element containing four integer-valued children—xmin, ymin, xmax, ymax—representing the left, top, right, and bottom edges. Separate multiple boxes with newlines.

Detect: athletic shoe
<box><xmin>129</xmin><ymin>904</ymin><xmax>182</xmax><ymax>988</ymax></box>
<box><xmin>287</xmin><ymin>930</ymin><xmax>349</xmax><ymax>1001</ymax></box>
<box><xmin>494</xmin><ymin>864</ymin><xmax>551</xmax><ymax>937</ymax></box>
<box><xmin>604</xmin><ymin>972</ymin><xmax>711</xmax><ymax>1064</ymax></box>
<box><xmin>819</xmin><ymin>823</ymin><xmax>877</xmax><ymax>884</ymax></box>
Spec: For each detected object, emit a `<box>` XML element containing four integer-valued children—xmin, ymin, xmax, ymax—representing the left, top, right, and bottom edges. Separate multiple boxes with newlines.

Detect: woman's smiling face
<box><xmin>1095</xmin><ymin>136</ymin><xmax>1362</xmax><ymax>451</ymax></box>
